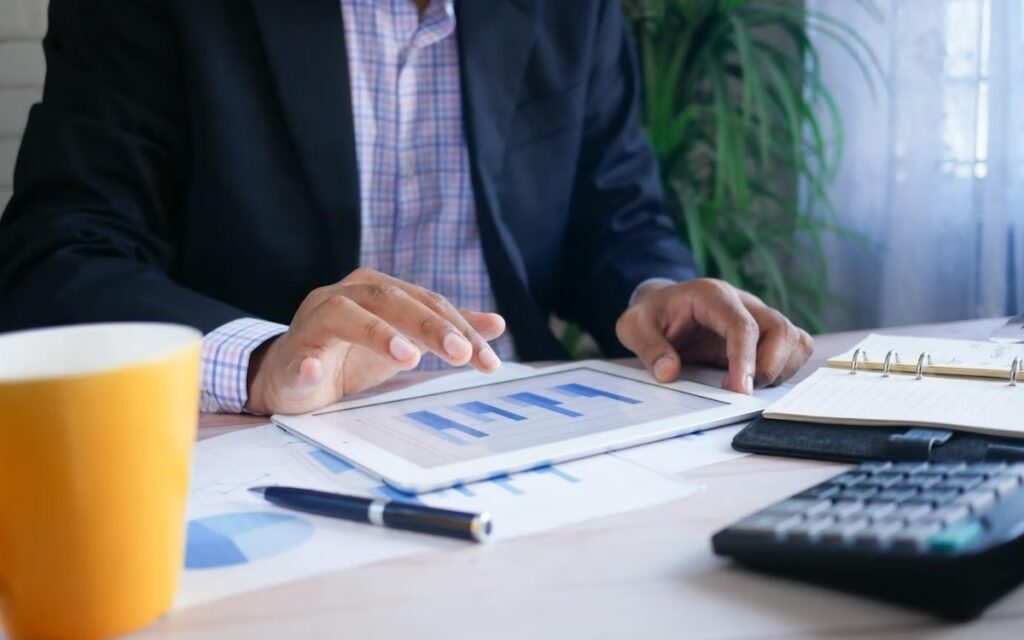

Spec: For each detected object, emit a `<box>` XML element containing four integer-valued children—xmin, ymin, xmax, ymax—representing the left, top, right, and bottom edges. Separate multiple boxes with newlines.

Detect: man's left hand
<box><xmin>616</xmin><ymin>278</ymin><xmax>814</xmax><ymax>394</ymax></box>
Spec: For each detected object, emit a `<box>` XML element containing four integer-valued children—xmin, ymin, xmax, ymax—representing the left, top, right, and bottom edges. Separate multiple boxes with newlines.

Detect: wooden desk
<box><xmin>144</xmin><ymin>317</ymin><xmax>1022</xmax><ymax>639</ymax></box>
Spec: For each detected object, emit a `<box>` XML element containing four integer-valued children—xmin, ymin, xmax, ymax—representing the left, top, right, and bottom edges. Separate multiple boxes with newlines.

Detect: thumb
<box><xmin>616</xmin><ymin>309</ymin><xmax>680</xmax><ymax>383</ymax></box>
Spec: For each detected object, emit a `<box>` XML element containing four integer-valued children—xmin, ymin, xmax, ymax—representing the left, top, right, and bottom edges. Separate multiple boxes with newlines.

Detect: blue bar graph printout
<box><xmin>315</xmin><ymin>367</ymin><xmax>726</xmax><ymax>468</ymax></box>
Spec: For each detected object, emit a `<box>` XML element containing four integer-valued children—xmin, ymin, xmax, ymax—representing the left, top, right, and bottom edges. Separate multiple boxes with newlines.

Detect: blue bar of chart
<box><xmin>531</xmin><ymin>464</ymin><xmax>582</xmax><ymax>483</ymax></box>
<box><xmin>455</xmin><ymin>401</ymin><xmax>526</xmax><ymax>422</ymax></box>
<box><xmin>553</xmin><ymin>383</ymin><xmax>641</xmax><ymax>405</ymax></box>
<box><xmin>308</xmin><ymin>448</ymin><xmax>355</xmax><ymax>474</ymax></box>
<box><xmin>405</xmin><ymin>410</ymin><xmax>489</xmax><ymax>443</ymax></box>
<box><xmin>505</xmin><ymin>392</ymin><xmax>583</xmax><ymax>417</ymax></box>
<box><xmin>488</xmin><ymin>474</ymin><xmax>526</xmax><ymax>495</ymax></box>
<box><xmin>375</xmin><ymin>484</ymin><xmax>424</xmax><ymax>505</ymax></box>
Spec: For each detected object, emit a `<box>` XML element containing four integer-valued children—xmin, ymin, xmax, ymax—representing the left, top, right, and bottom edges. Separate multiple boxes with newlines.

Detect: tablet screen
<box><xmin>312</xmin><ymin>367</ymin><xmax>725</xmax><ymax>468</ymax></box>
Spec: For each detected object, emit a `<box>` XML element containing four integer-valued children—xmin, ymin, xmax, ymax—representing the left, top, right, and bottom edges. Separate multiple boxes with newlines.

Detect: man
<box><xmin>0</xmin><ymin>0</ymin><xmax>812</xmax><ymax>415</ymax></box>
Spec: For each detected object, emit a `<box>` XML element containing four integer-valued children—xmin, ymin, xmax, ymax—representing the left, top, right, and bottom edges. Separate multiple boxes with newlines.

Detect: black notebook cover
<box><xmin>733</xmin><ymin>416</ymin><xmax>1024</xmax><ymax>464</ymax></box>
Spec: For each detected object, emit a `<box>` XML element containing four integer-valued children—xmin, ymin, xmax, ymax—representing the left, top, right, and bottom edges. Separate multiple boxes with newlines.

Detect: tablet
<box><xmin>273</xmin><ymin>360</ymin><xmax>766</xmax><ymax>493</ymax></box>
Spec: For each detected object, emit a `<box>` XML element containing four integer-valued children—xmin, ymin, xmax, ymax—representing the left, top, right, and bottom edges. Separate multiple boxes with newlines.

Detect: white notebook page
<box><xmin>764</xmin><ymin>367</ymin><xmax>1024</xmax><ymax>437</ymax></box>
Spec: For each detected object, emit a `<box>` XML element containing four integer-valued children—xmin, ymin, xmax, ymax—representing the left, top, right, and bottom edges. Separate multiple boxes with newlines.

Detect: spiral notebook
<box><xmin>763</xmin><ymin>334</ymin><xmax>1024</xmax><ymax>438</ymax></box>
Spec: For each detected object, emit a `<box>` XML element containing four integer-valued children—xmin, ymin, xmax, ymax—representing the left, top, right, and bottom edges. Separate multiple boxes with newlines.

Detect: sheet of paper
<box><xmin>177</xmin><ymin>424</ymin><xmax>698</xmax><ymax>610</ymax></box>
<box><xmin>177</xmin><ymin>364</ymin><xmax>789</xmax><ymax>610</ymax></box>
<box><xmin>764</xmin><ymin>366</ymin><xmax>1024</xmax><ymax>435</ymax></box>
<box><xmin>991</xmin><ymin>316</ymin><xmax>1024</xmax><ymax>343</ymax></box>
<box><xmin>611</xmin><ymin>383</ymin><xmax>792</xmax><ymax>476</ymax></box>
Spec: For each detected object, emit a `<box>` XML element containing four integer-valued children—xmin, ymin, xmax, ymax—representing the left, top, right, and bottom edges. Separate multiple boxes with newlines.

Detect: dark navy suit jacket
<box><xmin>0</xmin><ymin>0</ymin><xmax>698</xmax><ymax>360</ymax></box>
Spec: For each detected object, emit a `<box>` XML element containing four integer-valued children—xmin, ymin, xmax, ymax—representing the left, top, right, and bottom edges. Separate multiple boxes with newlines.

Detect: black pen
<box><xmin>248</xmin><ymin>485</ymin><xmax>493</xmax><ymax>543</ymax></box>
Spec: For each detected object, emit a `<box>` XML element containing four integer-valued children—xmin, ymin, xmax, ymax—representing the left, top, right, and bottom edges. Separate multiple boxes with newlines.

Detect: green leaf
<box><xmin>630</xmin><ymin>0</ymin><xmax>879</xmax><ymax>332</ymax></box>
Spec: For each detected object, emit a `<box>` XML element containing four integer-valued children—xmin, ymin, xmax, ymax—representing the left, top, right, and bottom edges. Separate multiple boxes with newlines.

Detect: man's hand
<box><xmin>616</xmin><ymin>278</ymin><xmax>813</xmax><ymax>394</ymax></box>
<box><xmin>246</xmin><ymin>268</ymin><xmax>506</xmax><ymax>415</ymax></box>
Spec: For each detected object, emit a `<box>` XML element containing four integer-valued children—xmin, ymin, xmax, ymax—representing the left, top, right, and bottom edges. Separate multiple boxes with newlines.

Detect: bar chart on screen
<box><xmin>312</xmin><ymin>367</ymin><xmax>725</xmax><ymax>468</ymax></box>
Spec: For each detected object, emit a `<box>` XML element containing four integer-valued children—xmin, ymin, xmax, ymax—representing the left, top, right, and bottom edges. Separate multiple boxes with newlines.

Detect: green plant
<box><xmin>625</xmin><ymin>0</ymin><xmax>880</xmax><ymax>333</ymax></box>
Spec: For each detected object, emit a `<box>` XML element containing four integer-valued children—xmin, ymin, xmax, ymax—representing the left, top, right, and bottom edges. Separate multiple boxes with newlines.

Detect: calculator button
<box><xmin>828</xmin><ymin>500</ymin><xmax>864</xmax><ymax>519</ymax></box>
<box><xmin>892</xmin><ymin>522</ymin><xmax>942</xmax><ymax>551</ymax></box>
<box><xmin>964</xmin><ymin>462</ymin><xmax>1006</xmax><ymax>475</ymax></box>
<box><xmin>936</xmin><ymin>474</ymin><xmax>984</xmax><ymax>492</ymax></box>
<box><xmin>784</xmin><ymin>516</ymin><xmax>835</xmax><ymax>543</ymax></box>
<box><xmin>857</xmin><ymin>461</ymin><xmax>892</xmax><ymax>473</ymax></box>
<box><xmin>926</xmin><ymin>462</ymin><xmax>966</xmax><ymax>474</ymax></box>
<box><xmin>853</xmin><ymin>520</ymin><xmax>905</xmax><ymax>547</ymax></box>
<box><xmin>820</xmin><ymin>517</ymin><xmax>869</xmax><ymax>544</ymax></box>
<box><xmin>731</xmin><ymin>513</ymin><xmax>803</xmax><ymax>538</ymax></box>
<box><xmin>794</xmin><ymin>484</ymin><xmax>841</xmax><ymax>500</ymax></box>
<box><xmin>886</xmin><ymin>503</ymin><xmax>934</xmax><ymax>523</ymax></box>
<box><xmin>929</xmin><ymin>520</ymin><xmax>983</xmax><ymax>552</ymax></box>
<box><xmin>979</xmin><ymin>476</ymin><xmax>1022</xmax><ymax>497</ymax></box>
<box><xmin>902</xmin><ymin>474</ymin><xmax>943</xmax><ymax>489</ymax></box>
<box><xmin>860</xmin><ymin>502</ymin><xmax>898</xmax><ymax>521</ymax></box>
<box><xmin>836</xmin><ymin>486</ymin><xmax>879</xmax><ymax>501</ymax></box>
<box><xmin>765</xmin><ymin>499</ymin><xmax>831</xmax><ymax>517</ymax></box>
<box><xmin>870</xmin><ymin>488</ymin><xmax>919</xmax><ymax>503</ymax></box>
<box><xmin>995</xmin><ymin>468</ymin><xmax>1024</xmax><ymax>481</ymax></box>
<box><xmin>905</xmin><ymin>488</ymin><xmax>961</xmax><ymax>506</ymax></box>
<box><xmin>862</xmin><ymin>472</ymin><xmax>906</xmax><ymax>489</ymax></box>
<box><xmin>830</xmin><ymin>472</ymin><xmax>869</xmax><ymax>487</ymax></box>
<box><xmin>952</xmin><ymin>490</ymin><xmax>998</xmax><ymax>514</ymax></box>
<box><xmin>920</xmin><ymin>504</ymin><xmax>971</xmax><ymax>526</ymax></box>
<box><xmin>890</xmin><ymin>462</ymin><xmax>929</xmax><ymax>473</ymax></box>
<box><xmin>1002</xmin><ymin>463</ymin><xmax>1024</xmax><ymax>478</ymax></box>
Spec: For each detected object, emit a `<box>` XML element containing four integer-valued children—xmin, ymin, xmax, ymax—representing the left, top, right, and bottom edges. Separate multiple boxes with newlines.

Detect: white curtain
<box><xmin>808</xmin><ymin>0</ymin><xmax>1024</xmax><ymax>330</ymax></box>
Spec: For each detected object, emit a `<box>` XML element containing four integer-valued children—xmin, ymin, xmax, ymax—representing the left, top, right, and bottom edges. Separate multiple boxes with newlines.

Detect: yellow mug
<box><xmin>0</xmin><ymin>323</ymin><xmax>201</xmax><ymax>639</ymax></box>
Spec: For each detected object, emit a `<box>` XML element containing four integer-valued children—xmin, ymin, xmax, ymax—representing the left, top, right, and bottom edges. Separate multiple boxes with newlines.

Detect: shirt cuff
<box><xmin>629</xmin><ymin>278</ymin><xmax>677</xmax><ymax>307</ymax></box>
<box><xmin>200</xmin><ymin>318</ymin><xmax>288</xmax><ymax>414</ymax></box>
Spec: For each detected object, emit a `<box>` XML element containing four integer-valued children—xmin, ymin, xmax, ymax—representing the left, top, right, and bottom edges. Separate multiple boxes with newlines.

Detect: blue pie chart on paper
<box><xmin>184</xmin><ymin>511</ymin><xmax>314</xmax><ymax>570</ymax></box>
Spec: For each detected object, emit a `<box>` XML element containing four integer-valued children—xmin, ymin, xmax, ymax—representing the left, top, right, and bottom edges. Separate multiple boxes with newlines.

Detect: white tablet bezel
<box><xmin>272</xmin><ymin>360</ymin><xmax>765</xmax><ymax>493</ymax></box>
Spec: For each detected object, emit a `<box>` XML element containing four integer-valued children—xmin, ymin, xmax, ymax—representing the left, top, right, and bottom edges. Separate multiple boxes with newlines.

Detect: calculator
<box><xmin>712</xmin><ymin>461</ymin><xmax>1024</xmax><ymax>620</ymax></box>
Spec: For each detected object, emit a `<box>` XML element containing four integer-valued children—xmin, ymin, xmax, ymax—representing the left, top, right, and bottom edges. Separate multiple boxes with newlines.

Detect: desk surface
<box><xmin>144</xmin><ymin>317</ymin><xmax>1023</xmax><ymax>639</ymax></box>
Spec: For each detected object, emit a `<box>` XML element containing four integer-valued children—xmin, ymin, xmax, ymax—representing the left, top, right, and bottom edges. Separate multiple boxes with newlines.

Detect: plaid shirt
<box><xmin>200</xmin><ymin>0</ymin><xmax>513</xmax><ymax>412</ymax></box>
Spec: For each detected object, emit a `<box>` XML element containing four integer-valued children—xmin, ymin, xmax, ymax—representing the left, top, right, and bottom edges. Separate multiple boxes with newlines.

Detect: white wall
<box><xmin>0</xmin><ymin>0</ymin><xmax>48</xmax><ymax>214</ymax></box>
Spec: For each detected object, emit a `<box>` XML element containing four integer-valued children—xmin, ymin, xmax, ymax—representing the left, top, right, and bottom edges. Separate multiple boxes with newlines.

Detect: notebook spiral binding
<box><xmin>850</xmin><ymin>349</ymin><xmax>1022</xmax><ymax>386</ymax></box>
<box><xmin>882</xmin><ymin>350</ymin><xmax>899</xmax><ymax>377</ymax></box>
<box><xmin>915</xmin><ymin>352</ymin><xmax>933</xmax><ymax>380</ymax></box>
<box><xmin>849</xmin><ymin>348</ymin><xmax>868</xmax><ymax>374</ymax></box>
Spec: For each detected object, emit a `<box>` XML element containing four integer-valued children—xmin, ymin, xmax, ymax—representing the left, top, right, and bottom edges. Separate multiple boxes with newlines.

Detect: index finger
<box><xmin>683</xmin><ymin>283</ymin><xmax>759</xmax><ymax>394</ymax></box>
<box><xmin>381</xmin><ymin>277</ymin><xmax>502</xmax><ymax>372</ymax></box>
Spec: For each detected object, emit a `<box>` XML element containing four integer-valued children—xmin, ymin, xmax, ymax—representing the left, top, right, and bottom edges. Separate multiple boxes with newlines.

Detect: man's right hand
<box><xmin>245</xmin><ymin>268</ymin><xmax>506</xmax><ymax>415</ymax></box>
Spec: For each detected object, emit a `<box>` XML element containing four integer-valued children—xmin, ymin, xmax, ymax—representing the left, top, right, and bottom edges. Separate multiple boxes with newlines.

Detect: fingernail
<box><xmin>479</xmin><ymin>347</ymin><xmax>501</xmax><ymax>370</ymax></box>
<box><xmin>653</xmin><ymin>356</ymin><xmax>675</xmax><ymax>381</ymax></box>
<box><xmin>389</xmin><ymin>335</ymin><xmax>418</xmax><ymax>362</ymax></box>
<box><xmin>443</xmin><ymin>333</ymin><xmax>472</xmax><ymax>360</ymax></box>
<box><xmin>744</xmin><ymin>374</ymin><xmax>755</xmax><ymax>395</ymax></box>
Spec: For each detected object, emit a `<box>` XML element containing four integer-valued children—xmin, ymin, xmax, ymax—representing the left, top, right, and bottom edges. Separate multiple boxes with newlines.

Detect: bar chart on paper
<box><xmin>312</xmin><ymin>367</ymin><xmax>725</xmax><ymax>467</ymax></box>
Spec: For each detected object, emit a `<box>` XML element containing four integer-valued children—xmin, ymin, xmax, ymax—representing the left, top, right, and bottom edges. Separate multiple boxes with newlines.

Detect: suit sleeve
<box><xmin>553</xmin><ymin>0</ymin><xmax>699</xmax><ymax>356</ymax></box>
<box><xmin>0</xmin><ymin>0</ymin><xmax>248</xmax><ymax>333</ymax></box>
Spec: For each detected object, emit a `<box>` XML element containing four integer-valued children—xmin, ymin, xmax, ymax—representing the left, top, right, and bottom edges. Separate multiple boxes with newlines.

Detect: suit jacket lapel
<box><xmin>249</xmin><ymin>0</ymin><xmax>361</xmax><ymax>275</ymax></box>
<box><xmin>458</xmin><ymin>0</ymin><xmax>566</xmax><ymax>360</ymax></box>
